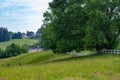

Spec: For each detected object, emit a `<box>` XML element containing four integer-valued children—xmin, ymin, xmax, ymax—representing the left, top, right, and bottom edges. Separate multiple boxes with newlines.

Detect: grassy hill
<box><xmin>0</xmin><ymin>51</ymin><xmax>120</xmax><ymax>80</ymax></box>
<box><xmin>0</xmin><ymin>39</ymin><xmax>38</xmax><ymax>50</ymax></box>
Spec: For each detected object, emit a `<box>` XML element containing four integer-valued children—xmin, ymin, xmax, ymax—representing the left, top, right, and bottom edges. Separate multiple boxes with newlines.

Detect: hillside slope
<box><xmin>0</xmin><ymin>51</ymin><xmax>120</xmax><ymax>80</ymax></box>
<box><xmin>0</xmin><ymin>39</ymin><xmax>38</xmax><ymax>50</ymax></box>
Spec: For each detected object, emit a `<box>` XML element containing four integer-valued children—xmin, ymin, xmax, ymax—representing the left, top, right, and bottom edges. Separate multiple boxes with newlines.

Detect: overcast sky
<box><xmin>0</xmin><ymin>0</ymin><xmax>52</xmax><ymax>32</ymax></box>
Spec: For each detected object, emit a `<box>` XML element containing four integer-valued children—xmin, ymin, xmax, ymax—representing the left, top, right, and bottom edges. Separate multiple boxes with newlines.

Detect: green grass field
<box><xmin>0</xmin><ymin>39</ymin><xmax>38</xmax><ymax>50</ymax></box>
<box><xmin>0</xmin><ymin>51</ymin><xmax>120</xmax><ymax>80</ymax></box>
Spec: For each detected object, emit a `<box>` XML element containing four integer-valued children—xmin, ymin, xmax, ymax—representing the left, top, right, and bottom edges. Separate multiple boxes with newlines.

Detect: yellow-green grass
<box><xmin>0</xmin><ymin>39</ymin><xmax>38</xmax><ymax>50</ymax></box>
<box><xmin>0</xmin><ymin>51</ymin><xmax>120</xmax><ymax>80</ymax></box>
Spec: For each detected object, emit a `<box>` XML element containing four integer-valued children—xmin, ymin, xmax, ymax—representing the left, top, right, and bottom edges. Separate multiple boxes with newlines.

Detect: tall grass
<box><xmin>0</xmin><ymin>51</ymin><xmax>120</xmax><ymax>80</ymax></box>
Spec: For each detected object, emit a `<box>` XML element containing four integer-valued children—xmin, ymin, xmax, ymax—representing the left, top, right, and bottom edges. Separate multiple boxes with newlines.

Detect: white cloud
<box><xmin>0</xmin><ymin>0</ymin><xmax>52</xmax><ymax>32</ymax></box>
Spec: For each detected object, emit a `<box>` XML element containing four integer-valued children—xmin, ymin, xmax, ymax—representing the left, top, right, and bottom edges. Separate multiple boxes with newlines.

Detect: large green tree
<box><xmin>84</xmin><ymin>0</ymin><xmax>120</xmax><ymax>50</ymax></box>
<box><xmin>41</xmin><ymin>0</ymin><xmax>86</xmax><ymax>53</ymax></box>
<box><xmin>41</xmin><ymin>0</ymin><xmax>120</xmax><ymax>53</ymax></box>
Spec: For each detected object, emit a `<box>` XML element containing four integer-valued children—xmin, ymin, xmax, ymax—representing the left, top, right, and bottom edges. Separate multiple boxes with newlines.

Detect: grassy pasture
<box><xmin>0</xmin><ymin>39</ymin><xmax>38</xmax><ymax>50</ymax></box>
<box><xmin>0</xmin><ymin>51</ymin><xmax>120</xmax><ymax>80</ymax></box>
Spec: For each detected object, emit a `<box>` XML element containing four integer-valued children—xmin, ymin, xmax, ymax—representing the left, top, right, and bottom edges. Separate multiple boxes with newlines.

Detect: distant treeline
<box><xmin>0</xmin><ymin>27</ymin><xmax>41</xmax><ymax>42</ymax></box>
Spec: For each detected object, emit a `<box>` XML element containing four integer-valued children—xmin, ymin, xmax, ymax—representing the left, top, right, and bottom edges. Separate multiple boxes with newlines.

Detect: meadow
<box><xmin>0</xmin><ymin>51</ymin><xmax>120</xmax><ymax>80</ymax></box>
<box><xmin>0</xmin><ymin>39</ymin><xmax>38</xmax><ymax>50</ymax></box>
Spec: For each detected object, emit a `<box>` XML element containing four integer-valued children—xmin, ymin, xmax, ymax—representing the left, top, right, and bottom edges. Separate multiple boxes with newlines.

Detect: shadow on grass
<box><xmin>1</xmin><ymin>53</ymin><xmax>119</xmax><ymax>66</ymax></box>
<box><xmin>42</xmin><ymin>53</ymin><xmax>118</xmax><ymax>64</ymax></box>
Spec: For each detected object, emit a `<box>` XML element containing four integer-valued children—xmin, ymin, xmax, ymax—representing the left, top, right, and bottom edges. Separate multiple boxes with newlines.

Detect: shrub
<box><xmin>21</xmin><ymin>44</ymin><xmax>29</xmax><ymax>53</ymax></box>
<box><xmin>0</xmin><ymin>48</ymin><xmax>5</xmax><ymax>58</ymax></box>
<box><xmin>0</xmin><ymin>43</ymin><xmax>29</xmax><ymax>58</ymax></box>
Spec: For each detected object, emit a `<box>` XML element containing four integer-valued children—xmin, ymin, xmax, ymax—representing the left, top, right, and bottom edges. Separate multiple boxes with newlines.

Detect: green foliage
<box><xmin>5</xmin><ymin>43</ymin><xmax>21</xmax><ymax>57</ymax></box>
<box><xmin>0</xmin><ymin>43</ymin><xmax>29</xmax><ymax>58</ymax></box>
<box><xmin>21</xmin><ymin>44</ymin><xmax>29</xmax><ymax>53</ymax></box>
<box><xmin>41</xmin><ymin>0</ymin><xmax>120</xmax><ymax>53</ymax></box>
<box><xmin>0</xmin><ymin>48</ymin><xmax>5</xmax><ymax>58</ymax></box>
<box><xmin>84</xmin><ymin>0</ymin><xmax>120</xmax><ymax>50</ymax></box>
<box><xmin>41</xmin><ymin>24</ymin><xmax>56</xmax><ymax>50</ymax></box>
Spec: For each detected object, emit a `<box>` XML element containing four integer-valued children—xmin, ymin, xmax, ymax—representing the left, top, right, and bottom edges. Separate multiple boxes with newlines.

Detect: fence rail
<box><xmin>97</xmin><ymin>50</ymin><xmax>120</xmax><ymax>54</ymax></box>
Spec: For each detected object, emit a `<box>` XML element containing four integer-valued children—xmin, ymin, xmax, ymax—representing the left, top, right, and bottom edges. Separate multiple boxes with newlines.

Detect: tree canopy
<box><xmin>41</xmin><ymin>0</ymin><xmax>120</xmax><ymax>53</ymax></box>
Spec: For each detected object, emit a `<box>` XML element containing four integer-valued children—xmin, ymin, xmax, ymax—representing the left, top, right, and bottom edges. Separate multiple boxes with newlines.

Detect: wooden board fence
<box><xmin>97</xmin><ymin>50</ymin><xmax>120</xmax><ymax>54</ymax></box>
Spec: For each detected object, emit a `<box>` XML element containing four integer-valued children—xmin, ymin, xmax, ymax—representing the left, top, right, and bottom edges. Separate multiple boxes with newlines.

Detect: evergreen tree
<box><xmin>0</xmin><ymin>27</ymin><xmax>10</xmax><ymax>42</ymax></box>
<box><xmin>12</xmin><ymin>32</ymin><xmax>22</xmax><ymax>39</ymax></box>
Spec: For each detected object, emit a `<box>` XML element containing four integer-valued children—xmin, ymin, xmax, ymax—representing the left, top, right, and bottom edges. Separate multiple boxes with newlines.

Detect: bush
<box><xmin>5</xmin><ymin>43</ymin><xmax>21</xmax><ymax>57</ymax></box>
<box><xmin>0</xmin><ymin>43</ymin><xmax>29</xmax><ymax>58</ymax></box>
<box><xmin>21</xmin><ymin>44</ymin><xmax>29</xmax><ymax>53</ymax></box>
<box><xmin>0</xmin><ymin>48</ymin><xmax>5</xmax><ymax>58</ymax></box>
